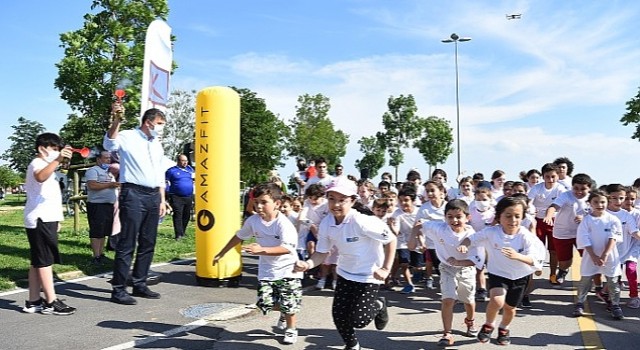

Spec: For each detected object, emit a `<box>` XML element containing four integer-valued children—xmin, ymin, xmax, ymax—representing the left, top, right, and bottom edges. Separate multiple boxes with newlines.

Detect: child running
<box><xmin>388</xmin><ymin>186</ymin><xmax>421</xmax><ymax>294</ymax></box>
<box><xmin>416</xmin><ymin>180</ymin><xmax>448</xmax><ymax>289</ymax></box>
<box><xmin>213</xmin><ymin>182</ymin><xmax>303</xmax><ymax>344</ymax></box>
<box><xmin>621</xmin><ymin>187</ymin><xmax>640</xmax><ymax>308</ymax></box>
<box><xmin>458</xmin><ymin>196</ymin><xmax>545</xmax><ymax>345</ymax></box>
<box><xmin>411</xmin><ymin>199</ymin><xmax>484</xmax><ymax>347</ymax></box>
<box><xmin>294</xmin><ymin>177</ymin><xmax>397</xmax><ymax>350</ymax></box>
<box><xmin>573</xmin><ymin>190</ymin><xmax>625</xmax><ymax>320</ymax></box>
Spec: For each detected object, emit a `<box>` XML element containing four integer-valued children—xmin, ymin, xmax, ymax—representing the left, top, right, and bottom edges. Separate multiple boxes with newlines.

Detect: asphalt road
<box><xmin>1</xmin><ymin>256</ymin><xmax>639</xmax><ymax>350</ymax></box>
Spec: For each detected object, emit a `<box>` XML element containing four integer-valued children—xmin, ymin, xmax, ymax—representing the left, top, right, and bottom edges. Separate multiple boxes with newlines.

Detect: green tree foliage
<box><xmin>234</xmin><ymin>87</ymin><xmax>290</xmax><ymax>186</ymax></box>
<box><xmin>355</xmin><ymin>136</ymin><xmax>386</xmax><ymax>180</ymax></box>
<box><xmin>56</xmin><ymin>0</ymin><xmax>171</xmax><ymax>149</ymax></box>
<box><xmin>0</xmin><ymin>165</ymin><xmax>23</xmax><ymax>189</ymax></box>
<box><xmin>163</xmin><ymin>89</ymin><xmax>196</xmax><ymax>159</ymax></box>
<box><xmin>1</xmin><ymin>117</ymin><xmax>46</xmax><ymax>174</ymax></box>
<box><xmin>288</xmin><ymin>93</ymin><xmax>349</xmax><ymax>166</ymax></box>
<box><xmin>621</xmin><ymin>86</ymin><xmax>640</xmax><ymax>140</ymax></box>
<box><xmin>413</xmin><ymin>116</ymin><xmax>454</xmax><ymax>168</ymax></box>
<box><xmin>376</xmin><ymin>94</ymin><xmax>422</xmax><ymax>179</ymax></box>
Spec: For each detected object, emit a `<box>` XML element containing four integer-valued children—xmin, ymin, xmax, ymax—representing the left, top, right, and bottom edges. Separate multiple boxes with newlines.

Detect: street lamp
<box><xmin>441</xmin><ymin>33</ymin><xmax>471</xmax><ymax>176</ymax></box>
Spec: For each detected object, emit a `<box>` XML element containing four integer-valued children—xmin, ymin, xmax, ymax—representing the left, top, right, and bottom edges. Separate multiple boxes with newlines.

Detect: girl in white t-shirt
<box><xmin>456</xmin><ymin>176</ymin><xmax>475</xmax><ymax>204</ymax></box>
<box><xmin>295</xmin><ymin>178</ymin><xmax>396</xmax><ymax>350</ymax></box>
<box><xmin>573</xmin><ymin>191</ymin><xmax>624</xmax><ymax>320</ymax></box>
<box><xmin>458</xmin><ymin>196</ymin><xmax>545</xmax><ymax>346</ymax></box>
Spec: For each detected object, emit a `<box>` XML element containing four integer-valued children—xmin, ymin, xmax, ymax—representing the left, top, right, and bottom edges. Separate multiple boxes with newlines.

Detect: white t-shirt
<box><xmin>468</xmin><ymin>201</ymin><xmax>495</xmax><ymax>233</ymax></box>
<box><xmin>608</xmin><ymin>209</ymin><xmax>639</xmax><ymax>263</ymax></box>
<box><xmin>551</xmin><ymin>191</ymin><xmax>589</xmax><ymax>239</ymax></box>
<box><xmin>416</xmin><ymin>200</ymin><xmax>446</xmax><ymax>247</ymax></box>
<box><xmin>621</xmin><ymin>208</ymin><xmax>640</xmax><ymax>263</ymax></box>
<box><xmin>303</xmin><ymin>175</ymin><xmax>334</xmax><ymax>191</ymax></box>
<box><xmin>390</xmin><ymin>207</ymin><xmax>419</xmax><ymax>250</ymax></box>
<box><xmin>469</xmin><ymin>225</ymin><xmax>545</xmax><ymax>280</ymax></box>
<box><xmin>317</xmin><ymin>210</ymin><xmax>395</xmax><ymax>284</ymax></box>
<box><xmin>24</xmin><ymin>158</ymin><xmax>64</xmax><ymax>228</ymax></box>
<box><xmin>236</xmin><ymin>213</ymin><xmax>303</xmax><ymax>281</ymax></box>
<box><xmin>528</xmin><ymin>182</ymin><xmax>566</xmax><ymax>219</ymax></box>
<box><xmin>298</xmin><ymin>200</ymin><xmax>330</xmax><ymax>236</ymax></box>
<box><xmin>421</xmin><ymin>221</ymin><xmax>485</xmax><ymax>269</ymax></box>
<box><xmin>557</xmin><ymin>177</ymin><xmax>572</xmax><ymax>191</ymax></box>
<box><xmin>576</xmin><ymin>212</ymin><xmax>623</xmax><ymax>277</ymax></box>
<box><xmin>456</xmin><ymin>193</ymin><xmax>474</xmax><ymax>205</ymax></box>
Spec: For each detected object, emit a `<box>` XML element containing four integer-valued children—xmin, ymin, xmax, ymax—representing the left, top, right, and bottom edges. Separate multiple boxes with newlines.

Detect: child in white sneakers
<box><xmin>213</xmin><ymin>183</ymin><xmax>303</xmax><ymax>344</ymax></box>
<box><xmin>573</xmin><ymin>190</ymin><xmax>624</xmax><ymax>320</ymax></box>
<box><xmin>411</xmin><ymin>199</ymin><xmax>484</xmax><ymax>347</ymax></box>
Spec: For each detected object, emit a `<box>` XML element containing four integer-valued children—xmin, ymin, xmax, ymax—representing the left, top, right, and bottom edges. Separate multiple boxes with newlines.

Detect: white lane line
<box><xmin>100</xmin><ymin>319</ymin><xmax>208</xmax><ymax>350</ymax></box>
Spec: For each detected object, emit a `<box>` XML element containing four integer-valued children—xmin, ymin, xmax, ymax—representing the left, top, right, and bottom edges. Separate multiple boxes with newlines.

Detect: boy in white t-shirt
<box><xmin>411</xmin><ymin>199</ymin><xmax>484</xmax><ymax>347</ymax></box>
<box><xmin>468</xmin><ymin>186</ymin><xmax>495</xmax><ymax>302</ymax></box>
<box><xmin>573</xmin><ymin>191</ymin><xmax>624</xmax><ymax>320</ymax></box>
<box><xmin>605</xmin><ymin>184</ymin><xmax>640</xmax><ymax>310</ymax></box>
<box><xmin>388</xmin><ymin>186</ymin><xmax>421</xmax><ymax>294</ymax></box>
<box><xmin>22</xmin><ymin>133</ymin><xmax>76</xmax><ymax>316</ymax></box>
<box><xmin>213</xmin><ymin>183</ymin><xmax>303</xmax><ymax>344</ymax></box>
<box><xmin>543</xmin><ymin>173</ymin><xmax>593</xmax><ymax>285</ymax></box>
<box><xmin>528</xmin><ymin>163</ymin><xmax>566</xmax><ymax>284</ymax></box>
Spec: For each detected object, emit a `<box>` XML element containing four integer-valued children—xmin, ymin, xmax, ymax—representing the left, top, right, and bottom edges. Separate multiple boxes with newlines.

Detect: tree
<box><xmin>621</xmin><ymin>86</ymin><xmax>640</xmax><ymax>140</ymax></box>
<box><xmin>355</xmin><ymin>136</ymin><xmax>386</xmax><ymax>180</ymax></box>
<box><xmin>234</xmin><ymin>87</ymin><xmax>290</xmax><ymax>186</ymax></box>
<box><xmin>163</xmin><ymin>89</ymin><xmax>196</xmax><ymax>159</ymax></box>
<box><xmin>0</xmin><ymin>165</ymin><xmax>22</xmax><ymax>189</ymax></box>
<box><xmin>288</xmin><ymin>93</ymin><xmax>349</xmax><ymax>166</ymax></box>
<box><xmin>1</xmin><ymin>117</ymin><xmax>46</xmax><ymax>174</ymax></box>
<box><xmin>376</xmin><ymin>94</ymin><xmax>422</xmax><ymax>179</ymax></box>
<box><xmin>413</xmin><ymin>116</ymin><xmax>454</xmax><ymax>173</ymax></box>
<box><xmin>56</xmin><ymin>0</ymin><xmax>171</xmax><ymax>150</ymax></box>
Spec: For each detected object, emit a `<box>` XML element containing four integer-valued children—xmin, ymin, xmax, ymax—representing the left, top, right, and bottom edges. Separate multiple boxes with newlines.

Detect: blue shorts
<box><xmin>305</xmin><ymin>231</ymin><xmax>317</xmax><ymax>244</ymax></box>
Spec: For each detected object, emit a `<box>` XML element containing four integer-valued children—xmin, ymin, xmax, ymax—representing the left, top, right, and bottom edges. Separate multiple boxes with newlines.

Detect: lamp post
<box><xmin>442</xmin><ymin>33</ymin><xmax>471</xmax><ymax>176</ymax></box>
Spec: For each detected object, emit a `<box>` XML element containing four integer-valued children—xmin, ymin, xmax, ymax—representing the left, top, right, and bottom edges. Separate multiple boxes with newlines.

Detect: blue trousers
<box><xmin>112</xmin><ymin>183</ymin><xmax>160</xmax><ymax>292</ymax></box>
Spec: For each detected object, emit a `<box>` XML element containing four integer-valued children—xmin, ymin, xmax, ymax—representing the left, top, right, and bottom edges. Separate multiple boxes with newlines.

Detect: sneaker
<box><xmin>41</xmin><ymin>299</ymin><xmax>76</xmax><ymax>316</ymax></box>
<box><xmin>475</xmin><ymin>288</ymin><xmax>488</xmax><ymax>302</ymax></box>
<box><xmin>520</xmin><ymin>295</ymin><xmax>532</xmax><ymax>308</ymax></box>
<box><xmin>496</xmin><ymin>327</ymin><xmax>511</xmax><ymax>346</ymax></box>
<box><xmin>573</xmin><ymin>303</ymin><xmax>585</xmax><ymax>317</ymax></box>
<box><xmin>477</xmin><ymin>324</ymin><xmax>494</xmax><ymax>343</ymax></box>
<box><xmin>276</xmin><ymin>314</ymin><xmax>286</xmax><ymax>331</ymax></box>
<box><xmin>400</xmin><ymin>284</ymin><xmax>415</xmax><ymax>294</ymax></box>
<box><xmin>316</xmin><ymin>279</ymin><xmax>326</xmax><ymax>290</ymax></box>
<box><xmin>556</xmin><ymin>269</ymin><xmax>568</xmax><ymax>284</ymax></box>
<box><xmin>437</xmin><ymin>333</ymin><xmax>454</xmax><ymax>347</ymax></box>
<box><xmin>595</xmin><ymin>288</ymin><xmax>610</xmax><ymax>304</ymax></box>
<box><xmin>549</xmin><ymin>274</ymin><xmax>558</xmax><ymax>285</ymax></box>
<box><xmin>374</xmin><ymin>297</ymin><xmax>389</xmax><ymax>330</ymax></box>
<box><xmin>22</xmin><ymin>298</ymin><xmax>44</xmax><ymax>314</ymax></box>
<box><xmin>282</xmin><ymin>328</ymin><xmax>298</xmax><ymax>344</ymax></box>
<box><xmin>626</xmin><ymin>297</ymin><xmax>640</xmax><ymax>309</ymax></box>
<box><xmin>611</xmin><ymin>305</ymin><xmax>624</xmax><ymax>320</ymax></box>
<box><xmin>464</xmin><ymin>318</ymin><xmax>479</xmax><ymax>336</ymax></box>
<box><xmin>332</xmin><ymin>280</ymin><xmax>338</xmax><ymax>290</ymax></box>
<box><xmin>344</xmin><ymin>343</ymin><xmax>361</xmax><ymax>350</ymax></box>
<box><xmin>425</xmin><ymin>277</ymin><xmax>435</xmax><ymax>290</ymax></box>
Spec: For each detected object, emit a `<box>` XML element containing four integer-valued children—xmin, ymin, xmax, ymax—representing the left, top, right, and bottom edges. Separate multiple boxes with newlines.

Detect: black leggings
<box><xmin>332</xmin><ymin>275</ymin><xmax>380</xmax><ymax>347</ymax></box>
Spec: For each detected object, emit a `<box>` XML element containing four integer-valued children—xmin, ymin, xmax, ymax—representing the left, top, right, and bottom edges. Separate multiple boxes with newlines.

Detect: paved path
<box><xmin>0</xmin><ymin>256</ymin><xmax>638</xmax><ymax>350</ymax></box>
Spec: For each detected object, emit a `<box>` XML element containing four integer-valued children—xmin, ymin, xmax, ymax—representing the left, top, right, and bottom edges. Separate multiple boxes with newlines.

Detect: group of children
<box><xmin>213</xmin><ymin>155</ymin><xmax>640</xmax><ymax>349</ymax></box>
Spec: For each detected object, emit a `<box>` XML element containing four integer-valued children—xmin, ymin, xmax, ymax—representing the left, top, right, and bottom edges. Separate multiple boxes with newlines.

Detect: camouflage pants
<box><xmin>256</xmin><ymin>278</ymin><xmax>302</xmax><ymax>315</ymax></box>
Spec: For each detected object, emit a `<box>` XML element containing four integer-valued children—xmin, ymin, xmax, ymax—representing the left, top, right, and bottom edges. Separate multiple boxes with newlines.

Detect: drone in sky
<box><xmin>506</xmin><ymin>13</ymin><xmax>522</xmax><ymax>20</ymax></box>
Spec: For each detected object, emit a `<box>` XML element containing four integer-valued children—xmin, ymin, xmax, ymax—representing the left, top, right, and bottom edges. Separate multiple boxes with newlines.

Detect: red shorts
<box><xmin>535</xmin><ymin>218</ymin><xmax>555</xmax><ymax>251</ymax></box>
<box><xmin>553</xmin><ymin>237</ymin><xmax>583</xmax><ymax>261</ymax></box>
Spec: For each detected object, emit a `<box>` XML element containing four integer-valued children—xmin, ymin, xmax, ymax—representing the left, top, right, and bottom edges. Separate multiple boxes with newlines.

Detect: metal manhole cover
<box><xmin>181</xmin><ymin>302</ymin><xmax>255</xmax><ymax>320</ymax></box>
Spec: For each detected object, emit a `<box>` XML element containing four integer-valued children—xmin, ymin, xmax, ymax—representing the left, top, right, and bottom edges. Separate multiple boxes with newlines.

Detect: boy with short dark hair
<box><xmin>213</xmin><ymin>182</ymin><xmax>303</xmax><ymax>344</ymax></box>
<box><xmin>22</xmin><ymin>133</ymin><xmax>76</xmax><ymax>315</ymax></box>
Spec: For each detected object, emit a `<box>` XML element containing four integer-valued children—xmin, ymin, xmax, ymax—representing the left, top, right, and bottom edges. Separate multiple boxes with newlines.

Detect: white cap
<box><xmin>326</xmin><ymin>177</ymin><xmax>357</xmax><ymax>197</ymax></box>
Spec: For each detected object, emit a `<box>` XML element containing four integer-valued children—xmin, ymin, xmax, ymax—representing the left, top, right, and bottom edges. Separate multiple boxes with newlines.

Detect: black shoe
<box><xmin>520</xmin><ymin>295</ymin><xmax>532</xmax><ymax>308</ymax></box>
<box><xmin>132</xmin><ymin>286</ymin><xmax>161</xmax><ymax>299</ymax></box>
<box><xmin>374</xmin><ymin>297</ymin><xmax>389</xmax><ymax>330</ymax></box>
<box><xmin>111</xmin><ymin>292</ymin><xmax>137</xmax><ymax>305</ymax></box>
<box><xmin>41</xmin><ymin>299</ymin><xmax>76</xmax><ymax>315</ymax></box>
<box><xmin>477</xmin><ymin>324</ymin><xmax>494</xmax><ymax>343</ymax></box>
<box><xmin>496</xmin><ymin>328</ymin><xmax>511</xmax><ymax>345</ymax></box>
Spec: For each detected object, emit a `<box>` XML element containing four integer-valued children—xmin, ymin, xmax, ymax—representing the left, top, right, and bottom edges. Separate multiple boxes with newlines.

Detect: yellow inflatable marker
<box><xmin>195</xmin><ymin>87</ymin><xmax>241</xmax><ymax>286</ymax></box>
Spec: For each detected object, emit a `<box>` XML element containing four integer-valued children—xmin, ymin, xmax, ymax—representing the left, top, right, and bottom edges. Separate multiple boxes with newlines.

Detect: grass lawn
<box><xmin>0</xmin><ymin>194</ymin><xmax>199</xmax><ymax>292</ymax></box>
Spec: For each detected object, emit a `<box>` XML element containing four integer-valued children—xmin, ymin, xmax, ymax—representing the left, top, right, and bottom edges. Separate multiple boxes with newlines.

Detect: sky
<box><xmin>2</xmin><ymin>0</ymin><xmax>640</xmax><ymax>187</ymax></box>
